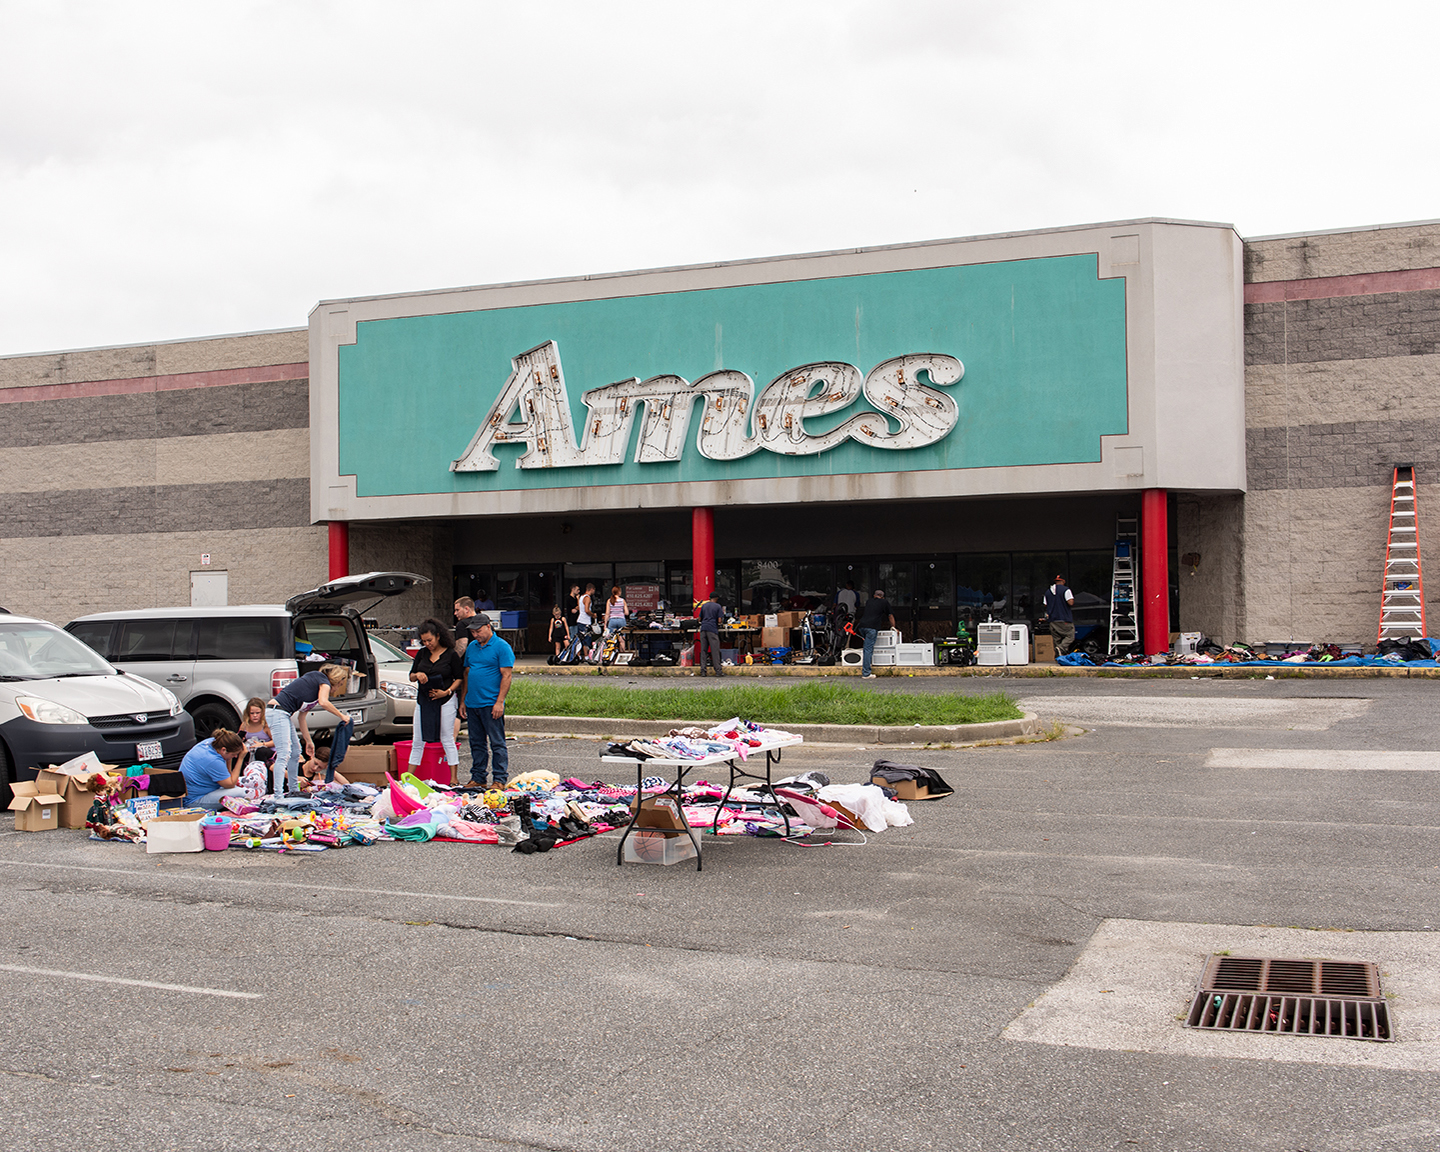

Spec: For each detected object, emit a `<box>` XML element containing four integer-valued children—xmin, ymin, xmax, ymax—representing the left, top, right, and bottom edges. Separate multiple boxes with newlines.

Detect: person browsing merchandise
<box><xmin>458</xmin><ymin>613</ymin><xmax>514</xmax><ymax>788</ymax></box>
<box><xmin>1042</xmin><ymin>574</ymin><xmax>1076</xmax><ymax>655</ymax></box>
<box><xmin>266</xmin><ymin>664</ymin><xmax>353</xmax><ymax>792</ymax></box>
<box><xmin>855</xmin><ymin>587</ymin><xmax>897</xmax><ymax>679</ymax></box>
<box><xmin>179</xmin><ymin>728</ymin><xmax>247</xmax><ymax>810</ymax></box>
<box><xmin>407</xmin><ymin>617</ymin><xmax>463</xmax><ymax>778</ymax></box>
<box><xmin>697</xmin><ymin>591</ymin><xmax>725</xmax><ymax>676</ymax></box>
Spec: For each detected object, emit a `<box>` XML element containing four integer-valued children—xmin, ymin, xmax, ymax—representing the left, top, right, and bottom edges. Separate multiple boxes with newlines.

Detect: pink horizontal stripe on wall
<box><xmin>1246</xmin><ymin>267</ymin><xmax>1440</xmax><ymax>304</ymax></box>
<box><xmin>0</xmin><ymin>361</ymin><xmax>309</xmax><ymax>404</ymax></box>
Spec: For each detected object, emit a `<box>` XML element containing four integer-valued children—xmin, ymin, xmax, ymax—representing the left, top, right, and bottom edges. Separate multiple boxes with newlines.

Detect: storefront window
<box><xmin>835</xmin><ymin>561</ymin><xmax>869</xmax><ymax>599</ymax></box>
<box><xmin>1015</xmin><ymin>553</ymin><xmax>1067</xmax><ymax>626</ymax></box>
<box><xmin>917</xmin><ymin>561</ymin><xmax>954</xmax><ymax>610</ymax></box>
<box><xmin>492</xmin><ymin>571</ymin><xmax>525</xmax><ymax>611</ymax></box>
<box><xmin>667</xmin><ymin>566</ymin><xmax>691</xmax><ymax>615</ymax></box>
<box><xmin>741</xmin><ymin>560</ymin><xmax>794</xmax><ymax>613</ymax></box>
<box><xmin>794</xmin><ymin>563</ymin><xmax>834</xmax><ymax>609</ymax></box>
<box><xmin>875</xmin><ymin>561</ymin><xmax>914</xmax><ymax>608</ymax></box>
<box><xmin>955</xmin><ymin>554</ymin><xmax>1011</xmax><ymax>618</ymax></box>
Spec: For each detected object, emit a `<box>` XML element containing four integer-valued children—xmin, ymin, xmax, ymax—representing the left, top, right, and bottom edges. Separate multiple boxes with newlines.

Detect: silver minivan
<box><xmin>0</xmin><ymin>611</ymin><xmax>196</xmax><ymax>797</ymax></box>
<box><xmin>65</xmin><ymin>572</ymin><xmax>428</xmax><ymax>739</ymax></box>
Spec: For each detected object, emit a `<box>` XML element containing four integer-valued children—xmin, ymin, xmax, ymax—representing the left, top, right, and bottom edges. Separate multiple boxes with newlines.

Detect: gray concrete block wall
<box><xmin>1238</xmin><ymin>221</ymin><xmax>1440</xmax><ymax>647</ymax></box>
<box><xmin>1176</xmin><ymin>493</ymin><xmax>1243</xmax><ymax>642</ymax></box>
<box><xmin>0</xmin><ymin>328</ymin><xmax>307</xmax><ymax>390</ymax></box>
<box><xmin>0</xmin><ymin>332</ymin><xmax>324</xmax><ymax>622</ymax></box>
<box><xmin>1245</xmin><ymin>221</ymin><xmax>1440</xmax><ymax>282</ymax></box>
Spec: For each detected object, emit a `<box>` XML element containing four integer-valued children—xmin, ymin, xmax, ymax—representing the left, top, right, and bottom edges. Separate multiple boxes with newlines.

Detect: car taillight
<box><xmin>271</xmin><ymin>668</ymin><xmax>298</xmax><ymax>696</ymax></box>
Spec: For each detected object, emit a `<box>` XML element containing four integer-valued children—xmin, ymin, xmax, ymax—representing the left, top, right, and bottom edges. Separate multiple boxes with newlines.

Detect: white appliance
<box><xmin>977</xmin><ymin>621</ymin><xmax>1006</xmax><ymax>666</ymax></box>
<box><xmin>841</xmin><ymin>649</ymin><xmax>863</xmax><ymax>666</ymax></box>
<box><xmin>1005</xmin><ymin>623</ymin><xmax>1030</xmax><ymax>665</ymax></box>
<box><xmin>896</xmin><ymin>643</ymin><xmax>935</xmax><ymax>666</ymax></box>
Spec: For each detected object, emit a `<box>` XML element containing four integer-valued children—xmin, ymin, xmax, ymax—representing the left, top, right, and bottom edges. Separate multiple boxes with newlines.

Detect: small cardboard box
<box><xmin>8</xmin><ymin>780</ymin><xmax>66</xmax><ymax>831</ymax></box>
<box><xmin>776</xmin><ymin>611</ymin><xmax>804</xmax><ymax>628</ymax></box>
<box><xmin>630</xmin><ymin>794</ymin><xmax>686</xmax><ymax>831</ymax></box>
<box><xmin>335</xmin><ymin>743</ymin><xmax>395</xmax><ymax>787</ymax></box>
<box><xmin>825</xmin><ymin>797</ymin><xmax>871</xmax><ymax>831</ymax></box>
<box><xmin>145</xmin><ymin>809</ymin><xmax>206</xmax><ymax>853</ymax></box>
<box><xmin>1033</xmin><ymin>635</ymin><xmax>1056</xmax><ymax>664</ymax></box>
<box><xmin>761</xmin><ymin>627</ymin><xmax>788</xmax><ymax>648</ymax></box>
<box><xmin>37</xmin><ymin>768</ymin><xmax>111</xmax><ymax>829</ymax></box>
<box><xmin>872</xmin><ymin>775</ymin><xmax>931</xmax><ymax>802</ymax></box>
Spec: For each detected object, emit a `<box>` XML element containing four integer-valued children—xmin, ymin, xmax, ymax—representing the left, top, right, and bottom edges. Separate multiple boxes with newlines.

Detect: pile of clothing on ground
<box><xmin>79</xmin><ymin>717</ymin><xmax>918</xmax><ymax>852</ymax></box>
<box><xmin>1058</xmin><ymin>637</ymin><xmax>1440</xmax><ymax>669</ymax></box>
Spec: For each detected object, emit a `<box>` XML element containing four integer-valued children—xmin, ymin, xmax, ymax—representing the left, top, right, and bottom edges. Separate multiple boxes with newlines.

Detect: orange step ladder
<box><xmin>1378</xmin><ymin>465</ymin><xmax>1427</xmax><ymax>642</ymax></box>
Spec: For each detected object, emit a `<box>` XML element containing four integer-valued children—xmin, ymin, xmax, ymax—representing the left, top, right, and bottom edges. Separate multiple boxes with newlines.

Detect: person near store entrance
<box><xmin>1042</xmin><ymin>574</ymin><xmax>1076</xmax><ymax>654</ymax></box>
<box><xmin>698</xmin><ymin>590</ymin><xmax>725</xmax><ymax>676</ymax></box>
<box><xmin>452</xmin><ymin>597</ymin><xmax>477</xmax><ymax>749</ymax></box>
<box><xmin>458</xmin><ymin>613</ymin><xmax>514</xmax><ymax>788</ymax></box>
<box><xmin>836</xmin><ymin>580</ymin><xmax>859</xmax><ymax>619</ymax></box>
<box><xmin>565</xmin><ymin>584</ymin><xmax>583</xmax><ymax>642</ymax></box>
<box><xmin>855</xmin><ymin>587</ymin><xmax>896</xmax><ymax>678</ymax></box>
<box><xmin>577</xmin><ymin>583</ymin><xmax>596</xmax><ymax>639</ymax></box>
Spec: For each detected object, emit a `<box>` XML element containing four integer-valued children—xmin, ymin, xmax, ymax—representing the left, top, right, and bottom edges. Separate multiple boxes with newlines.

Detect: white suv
<box><xmin>66</xmin><ymin>572</ymin><xmax>427</xmax><ymax>739</ymax></box>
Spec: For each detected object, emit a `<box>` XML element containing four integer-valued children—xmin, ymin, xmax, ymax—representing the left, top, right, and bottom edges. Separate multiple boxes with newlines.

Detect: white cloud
<box><xmin>1</xmin><ymin>0</ymin><xmax>1437</xmax><ymax>354</ymax></box>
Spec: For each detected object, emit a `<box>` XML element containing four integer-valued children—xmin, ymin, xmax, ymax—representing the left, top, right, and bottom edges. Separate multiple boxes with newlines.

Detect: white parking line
<box><xmin>0</xmin><ymin>963</ymin><xmax>261</xmax><ymax>1000</ymax></box>
<box><xmin>0</xmin><ymin>860</ymin><xmax>565</xmax><ymax>908</ymax></box>
<box><xmin>1207</xmin><ymin>748</ymin><xmax>1440</xmax><ymax>771</ymax></box>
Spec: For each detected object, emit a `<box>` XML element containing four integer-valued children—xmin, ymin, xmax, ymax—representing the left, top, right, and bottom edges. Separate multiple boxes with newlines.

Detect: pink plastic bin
<box><xmin>201</xmin><ymin>817</ymin><xmax>231</xmax><ymax>851</ymax></box>
<box><xmin>393</xmin><ymin>740</ymin><xmax>453</xmax><ymax>786</ymax></box>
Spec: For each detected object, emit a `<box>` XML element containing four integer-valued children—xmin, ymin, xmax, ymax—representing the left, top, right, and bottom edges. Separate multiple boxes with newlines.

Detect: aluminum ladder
<box><xmin>1378</xmin><ymin>465</ymin><xmax>1427</xmax><ymax>641</ymax></box>
<box><xmin>1109</xmin><ymin>515</ymin><xmax>1140</xmax><ymax>652</ymax></box>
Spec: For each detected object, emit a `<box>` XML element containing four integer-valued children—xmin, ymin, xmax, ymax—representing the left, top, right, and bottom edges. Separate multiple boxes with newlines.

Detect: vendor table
<box><xmin>623</xmin><ymin>626</ymin><xmax>762</xmax><ymax>662</ymax></box>
<box><xmin>497</xmin><ymin>627</ymin><xmax>526</xmax><ymax>654</ymax></box>
<box><xmin>603</xmin><ymin>732</ymin><xmax>804</xmax><ymax>871</ymax></box>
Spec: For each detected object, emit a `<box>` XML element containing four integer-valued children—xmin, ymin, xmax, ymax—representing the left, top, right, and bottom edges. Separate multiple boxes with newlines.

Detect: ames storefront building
<box><xmin>3</xmin><ymin>217</ymin><xmax>1438</xmax><ymax>654</ymax></box>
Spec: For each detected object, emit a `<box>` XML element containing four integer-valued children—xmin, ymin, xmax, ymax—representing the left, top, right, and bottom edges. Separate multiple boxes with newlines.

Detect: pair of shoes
<box><xmin>863</xmin><ymin>673</ymin><xmax>877</xmax><ymax>679</ymax></box>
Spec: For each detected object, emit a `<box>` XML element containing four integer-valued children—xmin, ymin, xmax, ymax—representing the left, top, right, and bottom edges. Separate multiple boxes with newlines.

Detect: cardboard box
<box><xmin>1033</xmin><ymin>635</ymin><xmax>1056</xmax><ymax>664</ymax></box>
<box><xmin>776</xmin><ymin>611</ymin><xmax>804</xmax><ymax>628</ymax></box>
<box><xmin>630</xmin><ymin>794</ymin><xmax>686</xmax><ymax>831</ymax></box>
<box><xmin>145</xmin><ymin>809</ymin><xmax>207</xmax><ymax>853</ymax></box>
<box><xmin>872</xmin><ymin>775</ymin><xmax>931</xmax><ymax>801</ymax></box>
<box><xmin>761</xmin><ymin>627</ymin><xmax>788</xmax><ymax>648</ymax></box>
<box><xmin>8</xmin><ymin>780</ymin><xmax>66</xmax><ymax>831</ymax></box>
<box><xmin>37</xmin><ymin>768</ymin><xmax>111</xmax><ymax>829</ymax></box>
<box><xmin>825</xmin><ymin>797</ymin><xmax>871</xmax><ymax>831</ymax></box>
<box><xmin>335</xmin><ymin>743</ymin><xmax>395</xmax><ymax>787</ymax></box>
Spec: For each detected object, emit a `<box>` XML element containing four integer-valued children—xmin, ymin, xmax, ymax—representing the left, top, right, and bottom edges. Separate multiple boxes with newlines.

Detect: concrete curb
<box><xmin>507</xmin><ymin>711</ymin><xmax>1041</xmax><ymax>744</ymax></box>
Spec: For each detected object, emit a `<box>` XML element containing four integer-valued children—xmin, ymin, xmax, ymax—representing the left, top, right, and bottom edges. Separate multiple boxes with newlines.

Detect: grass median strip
<box><xmin>505</xmin><ymin>681</ymin><xmax>1021</xmax><ymax>726</ymax></box>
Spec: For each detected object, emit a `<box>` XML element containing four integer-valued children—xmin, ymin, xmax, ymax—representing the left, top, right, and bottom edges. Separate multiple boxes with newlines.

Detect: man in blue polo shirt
<box><xmin>458</xmin><ymin>613</ymin><xmax>514</xmax><ymax>787</ymax></box>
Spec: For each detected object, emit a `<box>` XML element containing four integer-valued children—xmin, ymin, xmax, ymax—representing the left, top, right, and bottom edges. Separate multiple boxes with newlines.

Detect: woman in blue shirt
<box><xmin>180</xmin><ymin>729</ymin><xmax>248</xmax><ymax>810</ymax></box>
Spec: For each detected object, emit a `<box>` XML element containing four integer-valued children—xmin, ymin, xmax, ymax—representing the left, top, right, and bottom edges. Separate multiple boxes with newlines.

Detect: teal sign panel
<box><xmin>337</xmin><ymin>255</ymin><xmax>1128</xmax><ymax>497</ymax></box>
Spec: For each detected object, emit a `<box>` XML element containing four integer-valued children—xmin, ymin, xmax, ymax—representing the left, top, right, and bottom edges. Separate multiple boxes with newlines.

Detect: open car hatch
<box><xmin>285</xmin><ymin>571</ymin><xmax>429</xmax><ymax>617</ymax></box>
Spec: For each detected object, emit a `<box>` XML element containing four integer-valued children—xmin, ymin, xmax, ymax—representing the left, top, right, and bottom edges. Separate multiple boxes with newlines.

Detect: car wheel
<box><xmin>188</xmin><ymin>700</ymin><xmax>240</xmax><ymax>737</ymax></box>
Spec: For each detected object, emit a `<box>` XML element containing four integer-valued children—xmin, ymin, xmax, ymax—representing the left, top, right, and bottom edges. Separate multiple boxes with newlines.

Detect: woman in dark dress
<box><xmin>407</xmin><ymin>618</ymin><xmax>463</xmax><ymax>775</ymax></box>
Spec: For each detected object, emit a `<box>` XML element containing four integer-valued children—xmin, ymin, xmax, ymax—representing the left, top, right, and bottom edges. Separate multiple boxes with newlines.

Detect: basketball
<box><xmin>630</xmin><ymin>831</ymin><xmax>669</xmax><ymax>862</ymax></box>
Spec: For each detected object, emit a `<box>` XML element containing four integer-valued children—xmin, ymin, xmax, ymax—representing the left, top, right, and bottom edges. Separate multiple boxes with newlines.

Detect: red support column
<box><xmin>1140</xmin><ymin>489</ymin><xmax>1169</xmax><ymax>655</ymax></box>
<box><xmin>328</xmin><ymin>521</ymin><xmax>349</xmax><ymax>582</ymax></box>
<box><xmin>691</xmin><ymin>508</ymin><xmax>715</xmax><ymax>616</ymax></box>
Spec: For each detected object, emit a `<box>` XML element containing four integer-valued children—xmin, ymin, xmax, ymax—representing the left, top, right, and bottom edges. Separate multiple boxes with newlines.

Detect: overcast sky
<box><xmin>3</xmin><ymin>1</ymin><xmax>1437</xmax><ymax>357</ymax></box>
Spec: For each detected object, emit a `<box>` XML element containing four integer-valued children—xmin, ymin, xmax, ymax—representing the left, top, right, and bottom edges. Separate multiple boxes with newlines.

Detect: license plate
<box><xmin>137</xmin><ymin>740</ymin><xmax>162</xmax><ymax>761</ymax></box>
<box><xmin>347</xmin><ymin>711</ymin><xmax>363</xmax><ymax>724</ymax></box>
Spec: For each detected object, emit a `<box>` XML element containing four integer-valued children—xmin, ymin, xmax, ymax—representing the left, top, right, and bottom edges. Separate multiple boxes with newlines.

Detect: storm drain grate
<box><xmin>1184</xmin><ymin>956</ymin><xmax>1392</xmax><ymax>1042</ymax></box>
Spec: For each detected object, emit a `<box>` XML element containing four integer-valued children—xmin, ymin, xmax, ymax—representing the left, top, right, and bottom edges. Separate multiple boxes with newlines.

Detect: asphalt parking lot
<box><xmin>2</xmin><ymin>676</ymin><xmax>1438</xmax><ymax>1150</ymax></box>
